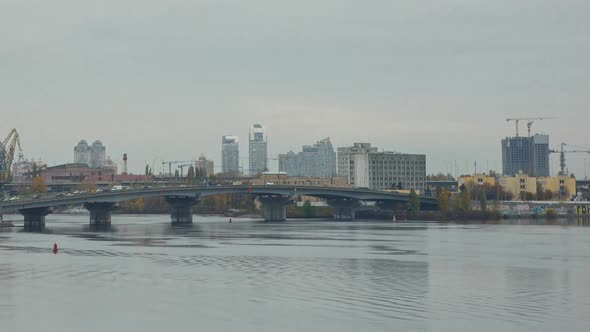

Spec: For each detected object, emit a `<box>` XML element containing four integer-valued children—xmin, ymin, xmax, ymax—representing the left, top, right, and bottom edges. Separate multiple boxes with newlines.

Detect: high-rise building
<box><xmin>74</xmin><ymin>140</ymin><xmax>90</xmax><ymax>165</ymax></box>
<box><xmin>278</xmin><ymin>138</ymin><xmax>336</xmax><ymax>177</ymax></box>
<box><xmin>197</xmin><ymin>155</ymin><xmax>215</xmax><ymax>178</ymax></box>
<box><xmin>338</xmin><ymin>143</ymin><xmax>427</xmax><ymax>193</ymax></box>
<box><xmin>90</xmin><ymin>140</ymin><xmax>106</xmax><ymax>168</ymax></box>
<box><xmin>222</xmin><ymin>136</ymin><xmax>240</xmax><ymax>175</ymax></box>
<box><xmin>249</xmin><ymin>124</ymin><xmax>267</xmax><ymax>176</ymax></box>
<box><xmin>501</xmin><ymin>134</ymin><xmax>549</xmax><ymax>177</ymax></box>
<box><xmin>74</xmin><ymin>140</ymin><xmax>106</xmax><ymax>168</ymax></box>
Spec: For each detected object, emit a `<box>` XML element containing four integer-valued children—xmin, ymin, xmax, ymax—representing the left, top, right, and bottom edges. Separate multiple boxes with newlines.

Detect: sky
<box><xmin>1</xmin><ymin>0</ymin><xmax>589</xmax><ymax>177</ymax></box>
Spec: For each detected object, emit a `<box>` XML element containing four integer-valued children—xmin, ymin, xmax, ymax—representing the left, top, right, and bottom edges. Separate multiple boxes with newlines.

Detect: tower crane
<box><xmin>177</xmin><ymin>163</ymin><xmax>195</xmax><ymax>178</ymax></box>
<box><xmin>506</xmin><ymin>117</ymin><xmax>554</xmax><ymax>137</ymax></box>
<box><xmin>161</xmin><ymin>160</ymin><xmax>195</xmax><ymax>177</ymax></box>
<box><xmin>549</xmin><ymin>143</ymin><xmax>590</xmax><ymax>176</ymax></box>
<box><xmin>0</xmin><ymin>129</ymin><xmax>24</xmax><ymax>183</ymax></box>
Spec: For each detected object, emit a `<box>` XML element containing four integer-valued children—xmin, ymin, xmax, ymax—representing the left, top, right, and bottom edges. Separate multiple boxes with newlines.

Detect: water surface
<box><xmin>1</xmin><ymin>215</ymin><xmax>589</xmax><ymax>332</ymax></box>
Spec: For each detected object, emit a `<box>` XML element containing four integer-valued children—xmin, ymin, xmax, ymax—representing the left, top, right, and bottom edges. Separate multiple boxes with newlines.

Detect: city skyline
<box><xmin>1</xmin><ymin>1</ymin><xmax>589</xmax><ymax>177</ymax></box>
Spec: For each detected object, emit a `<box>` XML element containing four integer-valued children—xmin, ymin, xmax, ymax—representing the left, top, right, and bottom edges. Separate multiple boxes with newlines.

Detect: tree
<box><xmin>31</xmin><ymin>176</ymin><xmax>47</xmax><ymax>194</ymax></box>
<box><xmin>436</xmin><ymin>187</ymin><xmax>450</xmax><ymax>216</ymax></box>
<box><xmin>186</xmin><ymin>166</ymin><xmax>195</xmax><ymax>184</ymax></box>
<box><xmin>409</xmin><ymin>189</ymin><xmax>420</xmax><ymax>219</ymax></box>
<box><xmin>480</xmin><ymin>193</ymin><xmax>487</xmax><ymax>213</ymax></box>
<box><xmin>80</xmin><ymin>181</ymin><xmax>98</xmax><ymax>192</ymax></box>
<box><xmin>454</xmin><ymin>184</ymin><xmax>471</xmax><ymax>216</ymax></box>
<box><xmin>302</xmin><ymin>200</ymin><xmax>313</xmax><ymax>218</ymax></box>
<box><xmin>536</xmin><ymin>183</ymin><xmax>544</xmax><ymax>200</ymax></box>
<box><xmin>543</xmin><ymin>189</ymin><xmax>554</xmax><ymax>201</ymax></box>
<box><xmin>145</xmin><ymin>164</ymin><xmax>150</xmax><ymax>176</ymax></box>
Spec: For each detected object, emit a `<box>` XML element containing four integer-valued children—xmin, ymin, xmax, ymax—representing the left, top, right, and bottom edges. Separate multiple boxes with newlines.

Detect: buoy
<box><xmin>53</xmin><ymin>243</ymin><xmax>58</xmax><ymax>254</ymax></box>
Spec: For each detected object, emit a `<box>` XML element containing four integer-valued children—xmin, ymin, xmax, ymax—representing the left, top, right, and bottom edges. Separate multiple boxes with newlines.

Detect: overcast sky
<box><xmin>1</xmin><ymin>0</ymin><xmax>589</xmax><ymax>177</ymax></box>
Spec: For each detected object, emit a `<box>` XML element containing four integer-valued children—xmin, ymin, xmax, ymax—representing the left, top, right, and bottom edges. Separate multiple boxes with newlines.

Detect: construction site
<box><xmin>502</xmin><ymin>117</ymin><xmax>590</xmax><ymax>178</ymax></box>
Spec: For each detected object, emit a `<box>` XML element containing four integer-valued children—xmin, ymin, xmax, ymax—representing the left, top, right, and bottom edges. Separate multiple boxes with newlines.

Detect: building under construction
<box><xmin>501</xmin><ymin>134</ymin><xmax>550</xmax><ymax>177</ymax></box>
<box><xmin>502</xmin><ymin>117</ymin><xmax>551</xmax><ymax>177</ymax></box>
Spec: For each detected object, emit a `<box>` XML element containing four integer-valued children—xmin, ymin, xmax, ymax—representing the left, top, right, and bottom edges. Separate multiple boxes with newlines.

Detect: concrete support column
<box><xmin>165</xmin><ymin>196</ymin><xmax>199</xmax><ymax>224</ymax></box>
<box><xmin>19</xmin><ymin>207</ymin><xmax>53</xmax><ymax>230</ymax></box>
<box><xmin>327</xmin><ymin>198</ymin><xmax>361</xmax><ymax>221</ymax></box>
<box><xmin>84</xmin><ymin>202</ymin><xmax>119</xmax><ymax>225</ymax></box>
<box><xmin>258</xmin><ymin>196</ymin><xmax>291</xmax><ymax>222</ymax></box>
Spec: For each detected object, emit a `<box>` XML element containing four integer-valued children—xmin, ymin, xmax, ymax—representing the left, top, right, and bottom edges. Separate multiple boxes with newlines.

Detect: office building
<box><xmin>338</xmin><ymin>143</ymin><xmax>427</xmax><ymax>193</ymax></box>
<box><xmin>249</xmin><ymin>124</ymin><xmax>268</xmax><ymax>176</ymax></box>
<box><xmin>501</xmin><ymin>134</ymin><xmax>549</xmax><ymax>177</ymax></box>
<box><xmin>74</xmin><ymin>140</ymin><xmax>106</xmax><ymax>168</ymax></box>
<box><xmin>278</xmin><ymin>138</ymin><xmax>336</xmax><ymax>177</ymax></box>
<box><xmin>222</xmin><ymin>136</ymin><xmax>240</xmax><ymax>175</ymax></box>
<box><xmin>337</xmin><ymin>143</ymin><xmax>378</xmax><ymax>180</ymax></box>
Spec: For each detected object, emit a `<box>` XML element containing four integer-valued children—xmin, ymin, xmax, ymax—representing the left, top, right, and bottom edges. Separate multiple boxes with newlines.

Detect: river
<box><xmin>1</xmin><ymin>215</ymin><xmax>589</xmax><ymax>332</ymax></box>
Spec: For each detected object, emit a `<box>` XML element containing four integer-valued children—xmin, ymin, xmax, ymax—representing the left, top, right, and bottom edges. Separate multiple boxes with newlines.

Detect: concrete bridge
<box><xmin>0</xmin><ymin>185</ymin><xmax>437</xmax><ymax>228</ymax></box>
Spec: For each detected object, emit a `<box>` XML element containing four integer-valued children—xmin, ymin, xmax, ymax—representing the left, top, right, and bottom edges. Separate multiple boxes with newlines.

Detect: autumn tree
<box><xmin>31</xmin><ymin>176</ymin><xmax>48</xmax><ymax>194</ymax></box>
<box><xmin>436</xmin><ymin>187</ymin><xmax>450</xmax><ymax>218</ymax></box>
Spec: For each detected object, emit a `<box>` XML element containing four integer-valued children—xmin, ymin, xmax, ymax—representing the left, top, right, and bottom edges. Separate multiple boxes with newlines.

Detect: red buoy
<box><xmin>53</xmin><ymin>243</ymin><xmax>58</xmax><ymax>254</ymax></box>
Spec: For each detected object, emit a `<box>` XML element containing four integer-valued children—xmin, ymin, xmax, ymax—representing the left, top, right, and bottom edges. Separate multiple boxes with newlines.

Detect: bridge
<box><xmin>0</xmin><ymin>185</ymin><xmax>438</xmax><ymax>228</ymax></box>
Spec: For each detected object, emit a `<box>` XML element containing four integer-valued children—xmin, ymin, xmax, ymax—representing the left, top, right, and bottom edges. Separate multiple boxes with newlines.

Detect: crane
<box><xmin>177</xmin><ymin>163</ymin><xmax>195</xmax><ymax>178</ymax></box>
<box><xmin>161</xmin><ymin>160</ymin><xmax>194</xmax><ymax>177</ymax></box>
<box><xmin>550</xmin><ymin>143</ymin><xmax>590</xmax><ymax>175</ymax></box>
<box><xmin>506</xmin><ymin>117</ymin><xmax>554</xmax><ymax>137</ymax></box>
<box><xmin>0</xmin><ymin>129</ymin><xmax>24</xmax><ymax>183</ymax></box>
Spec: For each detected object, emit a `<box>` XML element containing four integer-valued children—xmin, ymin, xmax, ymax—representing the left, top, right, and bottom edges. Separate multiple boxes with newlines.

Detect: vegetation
<box><xmin>436</xmin><ymin>187</ymin><xmax>450</xmax><ymax>218</ymax></box>
<box><xmin>31</xmin><ymin>176</ymin><xmax>47</xmax><ymax>193</ymax></box>
<box><xmin>302</xmin><ymin>200</ymin><xmax>313</xmax><ymax>218</ymax></box>
<box><xmin>427</xmin><ymin>173</ymin><xmax>455</xmax><ymax>181</ymax></box>
<box><xmin>409</xmin><ymin>189</ymin><xmax>420</xmax><ymax>218</ymax></box>
<box><xmin>117</xmin><ymin>194</ymin><xmax>258</xmax><ymax>215</ymax></box>
<box><xmin>286</xmin><ymin>204</ymin><xmax>333</xmax><ymax>218</ymax></box>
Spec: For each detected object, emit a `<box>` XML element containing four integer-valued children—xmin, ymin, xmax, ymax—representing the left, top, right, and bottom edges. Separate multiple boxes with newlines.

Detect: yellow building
<box><xmin>499</xmin><ymin>172</ymin><xmax>537</xmax><ymax>200</ymax></box>
<box><xmin>538</xmin><ymin>175</ymin><xmax>576</xmax><ymax>200</ymax></box>
<box><xmin>500</xmin><ymin>172</ymin><xmax>577</xmax><ymax>201</ymax></box>
<box><xmin>458</xmin><ymin>174</ymin><xmax>496</xmax><ymax>187</ymax></box>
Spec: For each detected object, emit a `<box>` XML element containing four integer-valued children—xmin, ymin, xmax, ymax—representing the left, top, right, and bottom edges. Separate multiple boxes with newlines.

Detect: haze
<box><xmin>1</xmin><ymin>0</ymin><xmax>589</xmax><ymax>176</ymax></box>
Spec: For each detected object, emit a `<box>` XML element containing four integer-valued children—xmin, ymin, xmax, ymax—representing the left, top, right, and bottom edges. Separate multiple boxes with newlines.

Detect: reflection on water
<box><xmin>1</xmin><ymin>215</ymin><xmax>590</xmax><ymax>332</ymax></box>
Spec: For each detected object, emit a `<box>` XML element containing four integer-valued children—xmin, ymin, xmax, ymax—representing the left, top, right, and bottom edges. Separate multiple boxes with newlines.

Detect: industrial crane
<box><xmin>161</xmin><ymin>160</ymin><xmax>194</xmax><ymax>177</ymax></box>
<box><xmin>506</xmin><ymin>117</ymin><xmax>554</xmax><ymax>137</ymax></box>
<box><xmin>0</xmin><ymin>129</ymin><xmax>24</xmax><ymax>183</ymax></box>
<box><xmin>550</xmin><ymin>143</ymin><xmax>590</xmax><ymax>175</ymax></box>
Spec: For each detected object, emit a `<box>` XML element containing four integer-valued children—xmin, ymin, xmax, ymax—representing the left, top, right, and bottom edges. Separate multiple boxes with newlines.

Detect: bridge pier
<box><xmin>165</xmin><ymin>196</ymin><xmax>199</xmax><ymax>224</ymax></box>
<box><xmin>258</xmin><ymin>196</ymin><xmax>291</xmax><ymax>222</ymax></box>
<box><xmin>327</xmin><ymin>198</ymin><xmax>361</xmax><ymax>221</ymax></box>
<box><xmin>84</xmin><ymin>202</ymin><xmax>119</xmax><ymax>225</ymax></box>
<box><xmin>19</xmin><ymin>207</ymin><xmax>53</xmax><ymax>230</ymax></box>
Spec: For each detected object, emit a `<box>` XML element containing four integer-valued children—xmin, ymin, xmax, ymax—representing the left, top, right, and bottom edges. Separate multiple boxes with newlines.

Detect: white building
<box><xmin>249</xmin><ymin>124</ymin><xmax>268</xmax><ymax>176</ymax></box>
<box><xmin>74</xmin><ymin>140</ymin><xmax>106</xmax><ymax>168</ymax></box>
<box><xmin>279</xmin><ymin>137</ymin><xmax>336</xmax><ymax>177</ymax></box>
<box><xmin>338</xmin><ymin>143</ymin><xmax>427</xmax><ymax>193</ymax></box>
<box><xmin>222</xmin><ymin>136</ymin><xmax>240</xmax><ymax>175</ymax></box>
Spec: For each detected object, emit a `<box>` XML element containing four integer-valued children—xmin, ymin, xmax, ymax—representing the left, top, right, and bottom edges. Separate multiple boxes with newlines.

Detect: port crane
<box><xmin>550</xmin><ymin>143</ymin><xmax>590</xmax><ymax>176</ymax></box>
<box><xmin>0</xmin><ymin>129</ymin><xmax>23</xmax><ymax>183</ymax></box>
<box><xmin>506</xmin><ymin>117</ymin><xmax>554</xmax><ymax>137</ymax></box>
